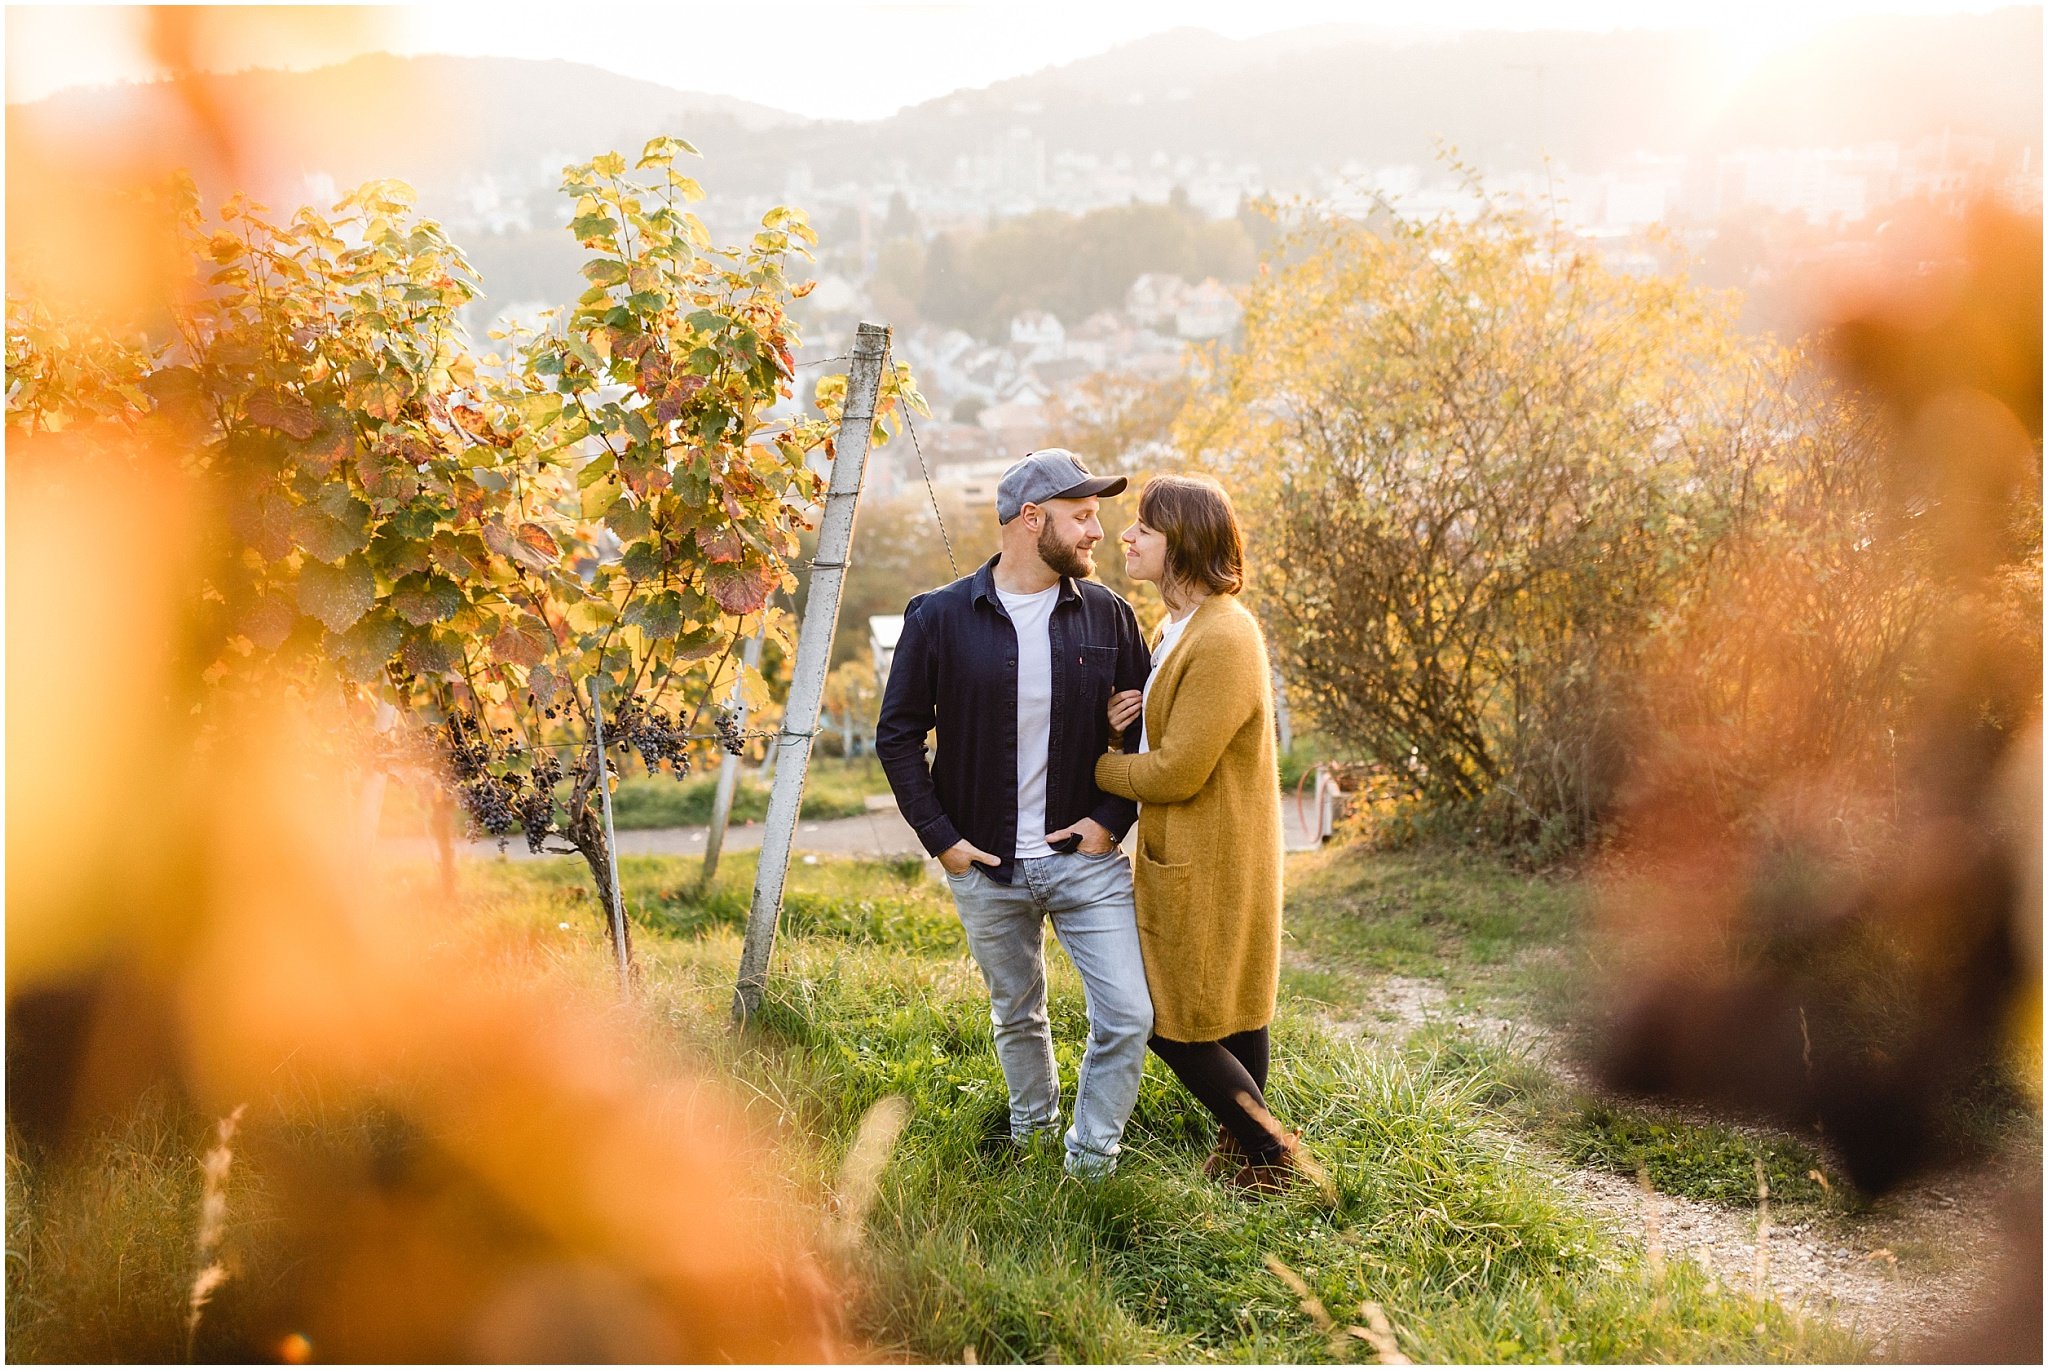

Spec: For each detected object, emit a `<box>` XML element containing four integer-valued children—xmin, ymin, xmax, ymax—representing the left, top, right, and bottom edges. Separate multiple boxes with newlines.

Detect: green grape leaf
<box><xmin>391</xmin><ymin>572</ymin><xmax>464</xmax><ymax>625</ymax></box>
<box><xmin>622</xmin><ymin>589</ymin><xmax>683</xmax><ymax>640</ymax></box>
<box><xmin>292</xmin><ymin>502</ymin><xmax>372</xmax><ymax>563</ymax></box>
<box><xmin>298</xmin><ymin>555</ymin><xmax>376</xmax><ymax>632</ymax></box>
<box><xmin>400</xmin><ymin>628</ymin><xmax>462</xmax><ymax>677</ymax></box>
<box><xmin>620</xmin><ymin>539</ymin><xmax>660</xmax><ymax>580</ymax></box>
<box><xmin>237</xmin><ymin>594</ymin><xmax>299</xmax><ymax>651</ymax></box>
<box><xmin>332</xmin><ymin>609</ymin><xmax>404</xmax><ymax>682</ymax></box>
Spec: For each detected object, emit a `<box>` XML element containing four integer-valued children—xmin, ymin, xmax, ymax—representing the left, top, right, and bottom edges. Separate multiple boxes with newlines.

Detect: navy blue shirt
<box><xmin>875</xmin><ymin>556</ymin><xmax>1149</xmax><ymax>885</ymax></box>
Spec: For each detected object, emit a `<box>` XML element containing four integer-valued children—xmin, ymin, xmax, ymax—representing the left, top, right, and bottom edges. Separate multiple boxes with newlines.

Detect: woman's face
<box><xmin>1121</xmin><ymin>514</ymin><xmax>1169</xmax><ymax>585</ymax></box>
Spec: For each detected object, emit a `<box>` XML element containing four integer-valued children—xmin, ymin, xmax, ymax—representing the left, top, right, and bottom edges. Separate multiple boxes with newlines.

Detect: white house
<box><xmin>870</xmin><ymin>614</ymin><xmax>905</xmax><ymax>691</ymax></box>
<box><xmin>1175</xmin><ymin>279</ymin><xmax>1243</xmax><ymax>340</ymax></box>
<box><xmin>1008</xmin><ymin>309</ymin><xmax>1066</xmax><ymax>363</ymax></box>
<box><xmin>1125</xmin><ymin>273</ymin><xmax>1188</xmax><ymax>329</ymax></box>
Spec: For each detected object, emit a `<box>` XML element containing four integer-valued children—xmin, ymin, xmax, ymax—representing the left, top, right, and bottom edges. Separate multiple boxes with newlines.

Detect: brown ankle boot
<box><xmin>1227</xmin><ymin>1131</ymin><xmax>1303</xmax><ymax>1196</ymax></box>
<box><xmin>1200</xmin><ymin>1125</ymin><xmax>1245</xmax><ymax>1181</ymax></box>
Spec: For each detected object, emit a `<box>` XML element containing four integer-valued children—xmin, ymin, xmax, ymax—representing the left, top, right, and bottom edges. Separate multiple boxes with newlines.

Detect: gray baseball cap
<box><xmin>995</xmin><ymin>449</ymin><xmax>1126</xmax><ymax>523</ymax></box>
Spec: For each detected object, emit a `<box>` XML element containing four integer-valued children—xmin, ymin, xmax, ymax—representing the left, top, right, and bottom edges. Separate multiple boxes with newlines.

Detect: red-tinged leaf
<box><xmin>450</xmin><ymin>403</ymin><xmax>493</xmax><ymax>439</ymax></box>
<box><xmin>651</xmin><ymin>373</ymin><xmax>706</xmax><ymax>426</ymax></box>
<box><xmin>705</xmin><ymin>559</ymin><xmax>775</xmax><ymax>615</ymax></box>
<box><xmin>790</xmin><ymin>279</ymin><xmax>817</xmax><ymax>299</ymax></box>
<box><xmin>430</xmin><ymin>532</ymin><xmax>484</xmax><ymax>580</ymax></box>
<box><xmin>695</xmin><ymin>525</ymin><xmax>744</xmax><ymax>563</ymax></box>
<box><xmin>291</xmin><ymin>407</ymin><xmax>356</xmax><ymax>477</ymax></box>
<box><xmin>246</xmin><ymin>388</ymin><xmax>320</xmax><ymax>439</ymax></box>
<box><xmin>356</xmin><ymin>448</ymin><xmax>420</xmax><ymax>504</ymax></box>
<box><xmin>481</xmin><ymin>518</ymin><xmax>517</xmax><ymax>562</ymax></box>
<box><xmin>527</xmin><ymin>661</ymin><xmax>560</xmax><ymax>708</ymax></box>
<box><xmin>511</xmin><ymin>522</ymin><xmax>561</xmax><ymax>571</ymax></box>
<box><xmin>492</xmin><ymin>615</ymin><xmax>551</xmax><ymax>667</ymax></box>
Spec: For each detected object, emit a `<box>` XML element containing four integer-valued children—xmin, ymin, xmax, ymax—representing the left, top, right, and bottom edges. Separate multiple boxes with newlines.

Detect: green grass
<box><xmin>1279</xmin><ymin>845</ymin><xmax>1586</xmax><ymax>1023</ymax></box>
<box><xmin>482</xmin><ymin>849</ymin><xmax>1862</xmax><ymax>1362</ymax></box>
<box><xmin>6</xmin><ymin>847</ymin><xmax>1883</xmax><ymax>1362</ymax></box>
<box><xmin>6</xmin><ymin>1094</ymin><xmax>206</xmax><ymax>1363</ymax></box>
<box><xmin>1278</xmin><ymin>847</ymin><xmax>1872</xmax><ymax>1215</ymax></box>
<box><xmin>609</xmin><ymin>755</ymin><xmax>886</xmax><ymax>828</ymax></box>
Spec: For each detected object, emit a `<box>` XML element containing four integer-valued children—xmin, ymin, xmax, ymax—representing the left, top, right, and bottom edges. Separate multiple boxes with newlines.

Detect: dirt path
<box><xmin>418</xmin><ymin>797</ymin><xmax>1325</xmax><ymax>864</ymax></box>
<box><xmin>1312</xmin><ymin>969</ymin><xmax>2019</xmax><ymax>1358</ymax></box>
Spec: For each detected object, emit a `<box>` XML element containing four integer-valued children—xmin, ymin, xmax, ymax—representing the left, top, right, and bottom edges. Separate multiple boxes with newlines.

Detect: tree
<box><xmin>1184</xmin><ymin>187</ymin><xmax>1911</xmax><ymax>855</ymax></box>
<box><xmin>6</xmin><ymin>136</ymin><xmax>918</xmax><ymax>949</ymax></box>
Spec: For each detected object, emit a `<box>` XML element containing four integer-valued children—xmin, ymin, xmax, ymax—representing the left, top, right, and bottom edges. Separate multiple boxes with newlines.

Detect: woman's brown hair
<box><xmin>1138</xmin><ymin>474</ymin><xmax>1245</xmax><ymax>596</ymax></box>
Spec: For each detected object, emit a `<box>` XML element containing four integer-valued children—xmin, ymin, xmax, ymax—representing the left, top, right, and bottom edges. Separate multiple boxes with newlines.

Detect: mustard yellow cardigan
<box><xmin>1095</xmin><ymin>594</ymin><xmax>1284</xmax><ymax>1042</ymax></box>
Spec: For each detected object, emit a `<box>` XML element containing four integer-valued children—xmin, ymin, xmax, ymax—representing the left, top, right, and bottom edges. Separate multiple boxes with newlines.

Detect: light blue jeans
<box><xmin>945</xmin><ymin>849</ymin><xmax>1152</xmax><ymax>1175</ymax></box>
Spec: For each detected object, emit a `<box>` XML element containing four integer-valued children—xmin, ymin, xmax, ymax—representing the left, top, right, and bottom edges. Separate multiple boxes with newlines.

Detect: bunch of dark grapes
<box><xmin>630</xmin><ymin>704</ymin><xmax>691</xmax><ymax>778</ymax></box>
<box><xmin>461</xmin><ymin>774</ymin><xmax>517</xmax><ymax>840</ymax></box>
<box><xmin>714</xmin><ymin>704</ymin><xmax>747</xmax><ymax>757</ymax></box>
<box><xmin>603</xmin><ymin>695</ymin><xmax>693</xmax><ymax>780</ymax></box>
<box><xmin>515</xmin><ymin>747</ymin><xmax>563</xmax><ymax>852</ymax></box>
<box><xmin>443</xmin><ymin>710</ymin><xmax>494</xmax><ymax>782</ymax></box>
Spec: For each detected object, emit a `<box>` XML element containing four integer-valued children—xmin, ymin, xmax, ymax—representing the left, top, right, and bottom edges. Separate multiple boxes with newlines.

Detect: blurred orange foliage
<box><xmin>6</xmin><ymin>11</ymin><xmax>849</xmax><ymax>1360</ymax></box>
<box><xmin>1595</xmin><ymin>200</ymin><xmax>2041</xmax><ymax>1361</ymax></box>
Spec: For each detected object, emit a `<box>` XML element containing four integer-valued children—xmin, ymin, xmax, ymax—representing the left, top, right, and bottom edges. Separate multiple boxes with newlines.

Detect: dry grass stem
<box><xmin>828</xmin><ymin>1094</ymin><xmax>911</xmax><ymax>1252</ymax></box>
<box><xmin>1752</xmin><ymin>1156</ymin><xmax>1772</xmax><ymax>1300</ymax></box>
<box><xmin>1264</xmin><ymin>1254</ymin><xmax>1349</xmax><ymax>1357</ymax></box>
<box><xmin>1348</xmin><ymin>1300</ymin><xmax>1414</xmax><ymax>1365</ymax></box>
<box><xmin>185</xmin><ymin>1103</ymin><xmax>247</xmax><ymax>1359</ymax></box>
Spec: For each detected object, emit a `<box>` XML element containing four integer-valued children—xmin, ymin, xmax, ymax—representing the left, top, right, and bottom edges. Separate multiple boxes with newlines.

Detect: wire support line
<box><xmin>882</xmin><ymin>337</ymin><xmax>959</xmax><ymax>580</ymax></box>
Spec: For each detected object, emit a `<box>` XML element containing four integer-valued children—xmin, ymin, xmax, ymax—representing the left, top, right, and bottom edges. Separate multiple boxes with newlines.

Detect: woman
<box><xmin>1094</xmin><ymin>474</ymin><xmax>1296</xmax><ymax>1193</ymax></box>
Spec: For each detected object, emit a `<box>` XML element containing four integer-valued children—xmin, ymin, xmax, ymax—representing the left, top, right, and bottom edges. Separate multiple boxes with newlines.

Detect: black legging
<box><xmin>1147</xmin><ymin>1027</ymin><xmax>1285</xmax><ymax>1162</ymax></box>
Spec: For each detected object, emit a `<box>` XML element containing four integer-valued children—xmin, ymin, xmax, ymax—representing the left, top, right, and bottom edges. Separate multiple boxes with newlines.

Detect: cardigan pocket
<box><xmin>1133</xmin><ymin>844</ymin><xmax>1191</xmax><ymax>940</ymax></box>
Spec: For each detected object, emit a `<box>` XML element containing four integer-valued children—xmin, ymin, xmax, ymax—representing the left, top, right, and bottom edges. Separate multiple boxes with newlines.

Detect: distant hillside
<box><xmin>6</xmin><ymin>51</ymin><xmax>806</xmax><ymax>213</ymax></box>
<box><xmin>10</xmin><ymin>13</ymin><xmax>2036</xmax><ymax>214</ymax></box>
<box><xmin>725</xmin><ymin>8</ymin><xmax>2040</xmax><ymax>188</ymax></box>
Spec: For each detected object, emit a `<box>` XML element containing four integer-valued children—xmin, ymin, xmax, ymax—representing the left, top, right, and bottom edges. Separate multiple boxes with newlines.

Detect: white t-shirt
<box><xmin>1138</xmin><ymin>609</ymin><xmax>1196</xmax><ymax>754</ymax></box>
<box><xmin>997</xmin><ymin>583</ymin><xmax>1061</xmax><ymax>858</ymax></box>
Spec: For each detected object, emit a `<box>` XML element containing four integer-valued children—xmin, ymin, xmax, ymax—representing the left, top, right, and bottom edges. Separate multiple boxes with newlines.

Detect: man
<box><xmin>876</xmin><ymin>449</ymin><xmax>1153</xmax><ymax>1177</ymax></box>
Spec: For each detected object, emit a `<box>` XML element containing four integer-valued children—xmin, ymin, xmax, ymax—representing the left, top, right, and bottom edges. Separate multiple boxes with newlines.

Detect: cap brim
<box><xmin>1043</xmin><ymin>475</ymin><xmax>1127</xmax><ymax>503</ymax></box>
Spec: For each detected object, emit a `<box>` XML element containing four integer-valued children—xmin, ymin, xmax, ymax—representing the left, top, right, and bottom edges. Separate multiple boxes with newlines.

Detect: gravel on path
<box><xmin>415</xmin><ymin>796</ymin><xmax>1326</xmax><ymax>863</ymax></box>
<box><xmin>1309</xmin><ymin>967</ymin><xmax>2016</xmax><ymax>1358</ymax></box>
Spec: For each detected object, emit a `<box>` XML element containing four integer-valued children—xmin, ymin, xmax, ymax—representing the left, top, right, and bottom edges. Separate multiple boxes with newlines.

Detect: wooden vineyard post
<box><xmin>732</xmin><ymin>321</ymin><xmax>888</xmax><ymax>1022</ymax></box>
<box><xmin>701</xmin><ymin>623</ymin><xmax>765</xmax><ymax>885</ymax></box>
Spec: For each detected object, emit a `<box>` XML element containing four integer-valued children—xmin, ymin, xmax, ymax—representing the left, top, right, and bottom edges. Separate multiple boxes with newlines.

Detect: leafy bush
<box><xmin>1190</xmin><ymin>180</ymin><xmax>1923</xmax><ymax>859</ymax></box>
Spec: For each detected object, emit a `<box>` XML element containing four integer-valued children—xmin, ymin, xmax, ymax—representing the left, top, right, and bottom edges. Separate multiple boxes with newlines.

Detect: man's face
<box><xmin>1029</xmin><ymin>496</ymin><xmax>1103</xmax><ymax>579</ymax></box>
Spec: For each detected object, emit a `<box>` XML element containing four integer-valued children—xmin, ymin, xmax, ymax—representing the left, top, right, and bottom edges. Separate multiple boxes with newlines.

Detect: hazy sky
<box><xmin>6</xmin><ymin>1</ymin><xmax>2031</xmax><ymax>118</ymax></box>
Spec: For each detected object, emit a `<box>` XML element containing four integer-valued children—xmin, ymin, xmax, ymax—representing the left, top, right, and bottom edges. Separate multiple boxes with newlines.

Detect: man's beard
<box><xmin>1037</xmin><ymin>519</ymin><xmax>1094</xmax><ymax>579</ymax></box>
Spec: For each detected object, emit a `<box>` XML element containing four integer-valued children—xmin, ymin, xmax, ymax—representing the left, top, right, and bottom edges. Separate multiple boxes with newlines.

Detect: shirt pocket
<box><xmin>1076</xmin><ymin>643</ymin><xmax>1118</xmax><ymax>693</ymax></box>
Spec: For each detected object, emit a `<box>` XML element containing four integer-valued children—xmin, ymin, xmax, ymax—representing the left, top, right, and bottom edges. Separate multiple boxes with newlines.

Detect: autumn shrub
<box><xmin>1188</xmin><ymin>187</ymin><xmax>1933</xmax><ymax>858</ymax></box>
